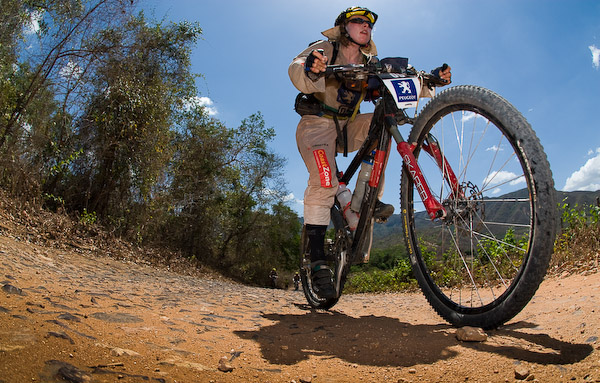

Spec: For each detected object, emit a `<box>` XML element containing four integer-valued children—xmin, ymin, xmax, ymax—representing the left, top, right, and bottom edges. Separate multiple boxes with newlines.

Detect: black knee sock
<box><xmin>306</xmin><ymin>224</ymin><xmax>327</xmax><ymax>262</ymax></box>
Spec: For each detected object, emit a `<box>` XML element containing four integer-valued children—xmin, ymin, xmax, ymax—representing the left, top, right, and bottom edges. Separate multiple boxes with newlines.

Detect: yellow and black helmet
<box><xmin>334</xmin><ymin>6</ymin><xmax>378</xmax><ymax>26</ymax></box>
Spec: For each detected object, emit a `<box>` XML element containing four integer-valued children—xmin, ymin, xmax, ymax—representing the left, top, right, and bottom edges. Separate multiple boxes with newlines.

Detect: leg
<box><xmin>296</xmin><ymin>115</ymin><xmax>338</xmax><ymax>298</ymax></box>
<box><xmin>296</xmin><ymin>115</ymin><xmax>339</xmax><ymax>227</ymax></box>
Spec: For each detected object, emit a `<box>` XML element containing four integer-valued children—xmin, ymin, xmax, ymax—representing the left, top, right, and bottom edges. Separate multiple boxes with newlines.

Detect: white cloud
<box><xmin>24</xmin><ymin>10</ymin><xmax>43</xmax><ymax>35</ymax></box>
<box><xmin>486</xmin><ymin>145</ymin><xmax>503</xmax><ymax>152</ymax></box>
<box><xmin>484</xmin><ymin>170</ymin><xmax>524</xmax><ymax>186</ymax></box>
<box><xmin>590</xmin><ymin>45</ymin><xmax>600</xmax><ymax>69</ymax></box>
<box><xmin>183</xmin><ymin>96</ymin><xmax>218</xmax><ymax>116</ymax></box>
<box><xmin>59</xmin><ymin>60</ymin><xmax>83</xmax><ymax>80</ymax></box>
<box><xmin>563</xmin><ymin>148</ymin><xmax>600</xmax><ymax>191</ymax></box>
<box><xmin>283</xmin><ymin>193</ymin><xmax>303</xmax><ymax>206</ymax></box>
<box><xmin>483</xmin><ymin>170</ymin><xmax>525</xmax><ymax>195</ymax></box>
<box><xmin>461</xmin><ymin>112</ymin><xmax>476</xmax><ymax>123</ymax></box>
<box><xmin>461</xmin><ymin>111</ymin><xmax>489</xmax><ymax>124</ymax></box>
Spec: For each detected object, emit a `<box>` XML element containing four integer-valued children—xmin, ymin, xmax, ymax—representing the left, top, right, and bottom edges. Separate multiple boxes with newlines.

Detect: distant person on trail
<box><xmin>288</xmin><ymin>6</ymin><xmax>451</xmax><ymax>299</ymax></box>
<box><xmin>293</xmin><ymin>272</ymin><xmax>300</xmax><ymax>290</ymax></box>
<box><xmin>269</xmin><ymin>268</ymin><xmax>278</xmax><ymax>288</ymax></box>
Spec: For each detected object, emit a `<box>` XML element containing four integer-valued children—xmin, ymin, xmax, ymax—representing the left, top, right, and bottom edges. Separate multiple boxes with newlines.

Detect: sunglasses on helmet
<box><xmin>347</xmin><ymin>18</ymin><xmax>374</xmax><ymax>29</ymax></box>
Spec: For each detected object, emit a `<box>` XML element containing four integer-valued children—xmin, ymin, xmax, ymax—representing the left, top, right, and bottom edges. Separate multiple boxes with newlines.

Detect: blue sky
<box><xmin>144</xmin><ymin>0</ymin><xmax>600</xmax><ymax>215</ymax></box>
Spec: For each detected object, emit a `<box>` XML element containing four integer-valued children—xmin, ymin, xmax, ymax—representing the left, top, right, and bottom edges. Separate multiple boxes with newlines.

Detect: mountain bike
<box><xmin>299</xmin><ymin>60</ymin><xmax>557</xmax><ymax>329</ymax></box>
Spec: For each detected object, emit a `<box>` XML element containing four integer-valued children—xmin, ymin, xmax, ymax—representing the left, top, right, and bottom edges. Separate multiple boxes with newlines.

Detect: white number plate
<box><xmin>382</xmin><ymin>76</ymin><xmax>421</xmax><ymax>109</ymax></box>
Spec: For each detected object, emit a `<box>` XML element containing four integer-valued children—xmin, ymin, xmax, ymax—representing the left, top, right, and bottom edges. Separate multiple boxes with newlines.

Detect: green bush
<box><xmin>552</xmin><ymin>200</ymin><xmax>600</xmax><ymax>273</ymax></box>
<box><xmin>344</xmin><ymin>256</ymin><xmax>417</xmax><ymax>293</ymax></box>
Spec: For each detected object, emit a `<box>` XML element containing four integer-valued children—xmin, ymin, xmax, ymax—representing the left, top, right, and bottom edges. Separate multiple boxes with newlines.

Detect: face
<box><xmin>345</xmin><ymin>16</ymin><xmax>372</xmax><ymax>46</ymax></box>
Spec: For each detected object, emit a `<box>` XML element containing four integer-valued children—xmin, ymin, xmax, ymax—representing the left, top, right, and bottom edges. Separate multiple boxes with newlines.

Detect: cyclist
<box><xmin>269</xmin><ymin>268</ymin><xmax>278</xmax><ymax>288</ymax></box>
<box><xmin>289</xmin><ymin>6</ymin><xmax>451</xmax><ymax>298</ymax></box>
<box><xmin>293</xmin><ymin>272</ymin><xmax>300</xmax><ymax>290</ymax></box>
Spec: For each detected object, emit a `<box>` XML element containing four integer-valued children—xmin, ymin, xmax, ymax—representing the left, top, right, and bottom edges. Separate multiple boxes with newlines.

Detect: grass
<box><xmin>344</xmin><ymin>201</ymin><xmax>600</xmax><ymax>293</ymax></box>
<box><xmin>550</xmin><ymin>200</ymin><xmax>600</xmax><ymax>275</ymax></box>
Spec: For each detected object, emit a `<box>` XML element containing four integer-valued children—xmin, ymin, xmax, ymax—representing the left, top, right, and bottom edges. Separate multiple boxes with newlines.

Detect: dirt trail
<box><xmin>0</xmin><ymin>232</ymin><xmax>599</xmax><ymax>383</ymax></box>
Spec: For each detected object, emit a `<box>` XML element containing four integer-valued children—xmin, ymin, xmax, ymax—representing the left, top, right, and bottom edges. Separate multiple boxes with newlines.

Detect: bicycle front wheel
<box><xmin>401</xmin><ymin>85</ymin><xmax>556</xmax><ymax>329</ymax></box>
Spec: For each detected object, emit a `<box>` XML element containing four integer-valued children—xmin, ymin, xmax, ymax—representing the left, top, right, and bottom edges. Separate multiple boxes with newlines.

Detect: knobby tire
<box><xmin>400</xmin><ymin>85</ymin><xmax>557</xmax><ymax>329</ymax></box>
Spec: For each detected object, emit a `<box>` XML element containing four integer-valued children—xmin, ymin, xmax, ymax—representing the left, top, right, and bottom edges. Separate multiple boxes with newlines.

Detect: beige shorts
<box><xmin>296</xmin><ymin>113</ymin><xmax>373</xmax><ymax>225</ymax></box>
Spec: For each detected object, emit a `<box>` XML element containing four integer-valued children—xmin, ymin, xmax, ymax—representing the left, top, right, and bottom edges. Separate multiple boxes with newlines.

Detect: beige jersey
<box><xmin>288</xmin><ymin>39</ymin><xmax>377</xmax><ymax>114</ymax></box>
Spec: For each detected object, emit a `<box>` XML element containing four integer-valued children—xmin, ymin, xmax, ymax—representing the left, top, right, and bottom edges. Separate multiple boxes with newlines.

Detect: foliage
<box><xmin>344</xmin><ymin>243</ymin><xmax>416</xmax><ymax>293</ymax></box>
<box><xmin>80</xmin><ymin>208</ymin><xmax>97</xmax><ymax>225</ymax></box>
<box><xmin>345</xmin><ymin>256</ymin><xmax>416</xmax><ymax>293</ymax></box>
<box><xmin>0</xmin><ymin>0</ymin><xmax>138</xmax><ymax>151</ymax></box>
<box><xmin>552</xmin><ymin>200</ymin><xmax>600</xmax><ymax>272</ymax></box>
<box><xmin>0</xmin><ymin>1</ymin><xmax>302</xmax><ymax>286</ymax></box>
<box><xmin>346</xmin><ymin>227</ymin><xmax>530</xmax><ymax>293</ymax></box>
<box><xmin>416</xmin><ymin>229</ymin><xmax>528</xmax><ymax>289</ymax></box>
<box><xmin>367</xmin><ymin>244</ymin><xmax>407</xmax><ymax>270</ymax></box>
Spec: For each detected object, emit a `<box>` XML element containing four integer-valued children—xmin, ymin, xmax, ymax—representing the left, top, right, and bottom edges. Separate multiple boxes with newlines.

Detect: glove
<box><xmin>304</xmin><ymin>50</ymin><xmax>321</xmax><ymax>72</ymax></box>
<box><xmin>304</xmin><ymin>49</ymin><xmax>325</xmax><ymax>80</ymax></box>
<box><xmin>431</xmin><ymin>63</ymin><xmax>449</xmax><ymax>79</ymax></box>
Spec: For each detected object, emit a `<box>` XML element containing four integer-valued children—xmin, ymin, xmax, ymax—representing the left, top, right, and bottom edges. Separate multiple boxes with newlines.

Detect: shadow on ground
<box><xmin>235</xmin><ymin>312</ymin><xmax>593</xmax><ymax>367</ymax></box>
<box><xmin>464</xmin><ymin>320</ymin><xmax>594</xmax><ymax>365</ymax></box>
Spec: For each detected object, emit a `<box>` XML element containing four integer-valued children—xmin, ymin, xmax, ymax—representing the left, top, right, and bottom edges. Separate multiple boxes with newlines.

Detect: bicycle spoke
<box><xmin>411</xmin><ymin>106</ymin><xmax>536</xmax><ymax>308</ymax></box>
<box><xmin>401</xmin><ymin>85</ymin><xmax>555</xmax><ymax>328</ymax></box>
<box><xmin>443</xmin><ymin>222</ymin><xmax>485</xmax><ymax>306</ymax></box>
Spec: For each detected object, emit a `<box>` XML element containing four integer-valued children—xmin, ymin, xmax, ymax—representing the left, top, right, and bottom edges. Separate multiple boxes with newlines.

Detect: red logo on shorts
<box><xmin>313</xmin><ymin>149</ymin><xmax>333</xmax><ymax>188</ymax></box>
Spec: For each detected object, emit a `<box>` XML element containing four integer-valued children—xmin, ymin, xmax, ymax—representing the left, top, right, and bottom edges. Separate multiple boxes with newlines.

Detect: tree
<box><xmin>164</xmin><ymin>105</ymin><xmax>233</xmax><ymax>257</ymax></box>
<box><xmin>0</xmin><ymin>0</ymin><xmax>140</xmax><ymax>201</ymax></box>
<box><xmin>213</xmin><ymin>113</ymin><xmax>288</xmax><ymax>263</ymax></box>
<box><xmin>0</xmin><ymin>0</ymin><xmax>138</xmax><ymax>150</ymax></box>
<box><xmin>59</xmin><ymin>14</ymin><xmax>201</xmax><ymax>232</ymax></box>
<box><xmin>0</xmin><ymin>0</ymin><xmax>27</xmax><ymax>129</ymax></box>
<box><xmin>163</xmin><ymin>109</ymin><xmax>298</xmax><ymax>282</ymax></box>
<box><xmin>0</xmin><ymin>2</ymin><xmax>302</xmax><ymax>285</ymax></box>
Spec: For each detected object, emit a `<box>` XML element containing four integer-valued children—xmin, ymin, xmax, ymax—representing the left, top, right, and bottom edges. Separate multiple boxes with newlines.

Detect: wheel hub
<box><xmin>442</xmin><ymin>182</ymin><xmax>485</xmax><ymax>227</ymax></box>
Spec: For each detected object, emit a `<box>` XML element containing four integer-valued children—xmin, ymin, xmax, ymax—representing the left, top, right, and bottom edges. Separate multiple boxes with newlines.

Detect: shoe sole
<box><xmin>374</xmin><ymin>206</ymin><xmax>394</xmax><ymax>220</ymax></box>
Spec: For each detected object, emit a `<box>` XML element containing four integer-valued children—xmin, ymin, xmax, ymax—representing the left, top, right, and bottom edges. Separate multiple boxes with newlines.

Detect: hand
<box><xmin>431</xmin><ymin>63</ymin><xmax>452</xmax><ymax>85</ymax></box>
<box><xmin>305</xmin><ymin>49</ymin><xmax>328</xmax><ymax>75</ymax></box>
<box><xmin>438</xmin><ymin>64</ymin><xmax>452</xmax><ymax>84</ymax></box>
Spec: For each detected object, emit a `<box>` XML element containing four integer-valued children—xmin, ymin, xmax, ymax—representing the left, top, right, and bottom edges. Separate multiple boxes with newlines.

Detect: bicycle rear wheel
<box><xmin>400</xmin><ymin>85</ymin><xmax>557</xmax><ymax>329</ymax></box>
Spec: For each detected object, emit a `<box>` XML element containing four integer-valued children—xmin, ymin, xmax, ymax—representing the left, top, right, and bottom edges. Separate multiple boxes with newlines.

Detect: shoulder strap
<box><xmin>307</xmin><ymin>40</ymin><xmax>339</xmax><ymax>65</ymax></box>
<box><xmin>330</xmin><ymin>41</ymin><xmax>339</xmax><ymax>65</ymax></box>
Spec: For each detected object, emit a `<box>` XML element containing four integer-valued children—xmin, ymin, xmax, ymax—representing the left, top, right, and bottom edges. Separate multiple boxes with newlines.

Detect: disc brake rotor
<box><xmin>442</xmin><ymin>182</ymin><xmax>485</xmax><ymax>231</ymax></box>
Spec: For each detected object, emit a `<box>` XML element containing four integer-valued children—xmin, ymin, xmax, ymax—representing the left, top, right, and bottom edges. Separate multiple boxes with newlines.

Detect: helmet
<box><xmin>335</xmin><ymin>6</ymin><xmax>378</xmax><ymax>26</ymax></box>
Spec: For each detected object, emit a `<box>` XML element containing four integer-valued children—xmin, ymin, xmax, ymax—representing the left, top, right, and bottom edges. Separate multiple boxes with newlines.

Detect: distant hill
<box><xmin>555</xmin><ymin>190</ymin><xmax>600</xmax><ymax>207</ymax></box>
<box><xmin>372</xmin><ymin>189</ymin><xmax>600</xmax><ymax>250</ymax></box>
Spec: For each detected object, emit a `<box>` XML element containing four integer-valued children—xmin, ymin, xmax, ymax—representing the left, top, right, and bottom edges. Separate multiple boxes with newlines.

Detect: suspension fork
<box><xmin>387</xmin><ymin>119</ymin><xmax>446</xmax><ymax>220</ymax></box>
<box><xmin>420</xmin><ymin>133</ymin><xmax>464</xmax><ymax>200</ymax></box>
<box><xmin>397</xmin><ymin>141</ymin><xmax>446</xmax><ymax>220</ymax></box>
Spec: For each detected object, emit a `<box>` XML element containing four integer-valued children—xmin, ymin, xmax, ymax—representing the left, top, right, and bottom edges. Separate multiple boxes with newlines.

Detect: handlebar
<box><xmin>322</xmin><ymin>62</ymin><xmax>449</xmax><ymax>87</ymax></box>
